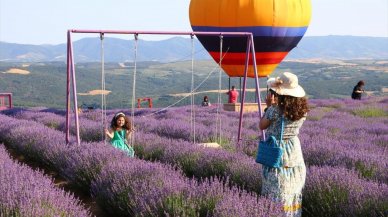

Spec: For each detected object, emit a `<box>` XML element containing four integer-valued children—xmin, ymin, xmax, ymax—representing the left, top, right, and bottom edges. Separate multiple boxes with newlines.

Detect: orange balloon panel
<box><xmin>208</xmin><ymin>51</ymin><xmax>288</xmax><ymax>77</ymax></box>
<box><xmin>190</xmin><ymin>0</ymin><xmax>312</xmax><ymax>77</ymax></box>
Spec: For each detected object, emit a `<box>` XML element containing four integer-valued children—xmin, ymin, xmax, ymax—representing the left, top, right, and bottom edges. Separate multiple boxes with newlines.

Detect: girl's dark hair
<box><xmin>278</xmin><ymin>95</ymin><xmax>309</xmax><ymax>121</ymax></box>
<box><xmin>110</xmin><ymin>113</ymin><xmax>133</xmax><ymax>131</ymax></box>
<box><xmin>204</xmin><ymin>96</ymin><xmax>208</xmax><ymax>101</ymax></box>
<box><xmin>357</xmin><ymin>80</ymin><xmax>365</xmax><ymax>86</ymax></box>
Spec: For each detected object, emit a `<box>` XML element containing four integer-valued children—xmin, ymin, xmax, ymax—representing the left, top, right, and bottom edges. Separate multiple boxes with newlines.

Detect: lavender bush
<box><xmin>0</xmin><ymin>114</ymin><xmax>71</xmax><ymax>171</ymax></box>
<box><xmin>0</xmin><ymin>144</ymin><xmax>91</xmax><ymax>217</ymax></box>
<box><xmin>0</xmin><ymin>114</ymin><xmax>281</xmax><ymax>216</ymax></box>
<box><xmin>92</xmin><ymin>159</ymin><xmax>282</xmax><ymax>217</ymax></box>
<box><xmin>91</xmin><ymin>158</ymin><xmax>189</xmax><ymax>216</ymax></box>
<box><xmin>134</xmin><ymin>131</ymin><xmax>263</xmax><ymax>194</ymax></box>
<box><xmin>1</xmin><ymin>96</ymin><xmax>387</xmax><ymax>216</ymax></box>
<box><xmin>58</xmin><ymin>142</ymin><xmax>130</xmax><ymax>193</ymax></box>
<box><xmin>304</xmin><ymin>166</ymin><xmax>388</xmax><ymax>217</ymax></box>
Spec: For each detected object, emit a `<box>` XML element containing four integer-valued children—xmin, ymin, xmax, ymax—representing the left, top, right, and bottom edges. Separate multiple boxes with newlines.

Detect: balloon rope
<box><xmin>142</xmin><ymin>48</ymin><xmax>230</xmax><ymax>118</ymax></box>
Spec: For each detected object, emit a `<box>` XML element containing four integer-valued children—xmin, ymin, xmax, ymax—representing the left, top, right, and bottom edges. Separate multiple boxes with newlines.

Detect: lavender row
<box><xmin>0</xmin><ymin>110</ymin><xmax>263</xmax><ymax>191</ymax></box>
<box><xmin>124</xmin><ymin>108</ymin><xmax>388</xmax><ymax>183</ymax></box>
<box><xmin>2</xmin><ymin>101</ymin><xmax>387</xmax><ymax>183</ymax></box>
<box><xmin>134</xmin><ymin>131</ymin><xmax>263</xmax><ymax>194</ymax></box>
<box><xmin>1</xmin><ymin>114</ymin><xmax>387</xmax><ymax>215</ymax></box>
<box><xmin>3</xmin><ymin>106</ymin><xmax>258</xmax><ymax>148</ymax></box>
<box><xmin>7</xmin><ymin>109</ymin><xmax>104</xmax><ymax>142</ymax></box>
<box><xmin>0</xmin><ymin>110</ymin><xmax>264</xmax><ymax>195</ymax></box>
<box><xmin>0</xmin><ymin>144</ymin><xmax>91</xmax><ymax>217</ymax></box>
<box><xmin>301</xmin><ymin>108</ymin><xmax>387</xmax><ymax>182</ymax></box>
<box><xmin>92</xmin><ymin>157</ymin><xmax>282</xmax><ymax>216</ymax></box>
<box><xmin>0</xmin><ymin>114</ymin><xmax>282</xmax><ymax>216</ymax></box>
<box><xmin>133</xmin><ymin>131</ymin><xmax>388</xmax><ymax>216</ymax></box>
<box><xmin>304</xmin><ymin>166</ymin><xmax>388</xmax><ymax>217</ymax></box>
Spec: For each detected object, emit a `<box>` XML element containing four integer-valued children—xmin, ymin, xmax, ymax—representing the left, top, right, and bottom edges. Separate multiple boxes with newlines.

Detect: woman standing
<box><xmin>351</xmin><ymin>80</ymin><xmax>365</xmax><ymax>100</ymax></box>
<box><xmin>259</xmin><ymin>72</ymin><xmax>309</xmax><ymax>217</ymax></box>
<box><xmin>201</xmin><ymin>95</ymin><xmax>211</xmax><ymax>106</ymax></box>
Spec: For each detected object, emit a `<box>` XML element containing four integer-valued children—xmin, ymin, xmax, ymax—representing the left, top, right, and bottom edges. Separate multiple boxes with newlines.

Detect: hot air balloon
<box><xmin>189</xmin><ymin>0</ymin><xmax>312</xmax><ymax>77</ymax></box>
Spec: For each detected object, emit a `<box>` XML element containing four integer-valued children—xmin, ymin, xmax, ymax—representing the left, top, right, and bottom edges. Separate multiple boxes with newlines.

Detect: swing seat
<box><xmin>198</xmin><ymin>142</ymin><xmax>221</xmax><ymax>148</ymax></box>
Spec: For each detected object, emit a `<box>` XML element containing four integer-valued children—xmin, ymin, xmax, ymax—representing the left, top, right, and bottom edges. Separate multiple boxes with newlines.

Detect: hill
<box><xmin>1</xmin><ymin>36</ymin><xmax>387</xmax><ymax>62</ymax></box>
<box><xmin>0</xmin><ymin>59</ymin><xmax>387</xmax><ymax>108</ymax></box>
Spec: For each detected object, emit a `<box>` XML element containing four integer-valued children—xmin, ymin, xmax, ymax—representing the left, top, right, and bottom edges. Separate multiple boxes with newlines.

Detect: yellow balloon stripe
<box><xmin>189</xmin><ymin>0</ymin><xmax>311</xmax><ymax>27</ymax></box>
<box><xmin>222</xmin><ymin>64</ymin><xmax>279</xmax><ymax>78</ymax></box>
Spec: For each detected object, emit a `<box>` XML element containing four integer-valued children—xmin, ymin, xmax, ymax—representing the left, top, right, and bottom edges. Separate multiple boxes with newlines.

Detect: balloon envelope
<box><xmin>189</xmin><ymin>0</ymin><xmax>312</xmax><ymax>77</ymax></box>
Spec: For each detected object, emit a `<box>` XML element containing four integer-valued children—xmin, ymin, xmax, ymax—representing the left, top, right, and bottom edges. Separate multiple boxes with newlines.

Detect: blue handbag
<box><xmin>255</xmin><ymin>116</ymin><xmax>284</xmax><ymax>168</ymax></box>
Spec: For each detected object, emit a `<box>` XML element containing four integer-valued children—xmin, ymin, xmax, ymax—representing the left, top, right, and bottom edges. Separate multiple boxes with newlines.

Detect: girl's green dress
<box><xmin>111</xmin><ymin>129</ymin><xmax>135</xmax><ymax>157</ymax></box>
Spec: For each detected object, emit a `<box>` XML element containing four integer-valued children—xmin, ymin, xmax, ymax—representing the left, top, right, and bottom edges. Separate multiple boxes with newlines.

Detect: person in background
<box><xmin>351</xmin><ymin>80</ymin><xmax>365</xmax><ymax>100</ymax></box>
<box><xmin>202</xmin><ymin>95</ymin><xmax>211</xmax><ymax>106</ymax></box>
<box><xmin>105</xmin><ymin>112</ymin><xmax>135</xmax><ymax>157</ymax></box>
<box><xmin>259</xmin><ymin>72</ymin><xmax>309</xmax><ymax>217</ymax></box>
<box><xmin>226</xmin><ymin>85</ymin><xmax>239</xmax><ymax>103</ymax></box>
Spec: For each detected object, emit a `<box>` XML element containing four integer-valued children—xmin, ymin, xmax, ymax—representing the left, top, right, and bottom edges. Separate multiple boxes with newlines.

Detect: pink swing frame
<box><xmin>65</xmin><ymin>29</ymin><xmax>265</xmax><ymax>146</ymax></box>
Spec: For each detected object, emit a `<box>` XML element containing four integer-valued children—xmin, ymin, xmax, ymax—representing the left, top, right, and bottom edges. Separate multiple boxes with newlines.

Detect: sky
<box><xmin>0</xmin><ymin>0</ymin><xmax>387</xmax><ymax>45</ymax></box>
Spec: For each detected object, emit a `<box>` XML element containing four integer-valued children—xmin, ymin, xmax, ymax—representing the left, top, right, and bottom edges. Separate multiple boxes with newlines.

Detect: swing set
<box><xmin>137</xmin><ymin>98</ymin><xmax>153</xmax><ymax>108</ymax></box>
<box><xmin>0</xmin><ymin>93</ymin><xmax>12</xmax><ymax>111</ymax></box>
<box><xmin>65</xmin><ymin>29</ymin><xmax>266</xmax><ymax>146</ymax></box>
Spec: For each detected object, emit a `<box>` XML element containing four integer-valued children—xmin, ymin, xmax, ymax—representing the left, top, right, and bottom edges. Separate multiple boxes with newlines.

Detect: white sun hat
<box><xmin>267</xmin><ymin>72</ymin><xmax>306</xmax><ymax>97</ymax></box>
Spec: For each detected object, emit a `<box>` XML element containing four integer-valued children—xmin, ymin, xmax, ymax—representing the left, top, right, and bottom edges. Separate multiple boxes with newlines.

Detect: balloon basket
<box><xmin>223</xmin><ymin>103</ymin><xmax>267</xmax><ymax>113</ymax></box>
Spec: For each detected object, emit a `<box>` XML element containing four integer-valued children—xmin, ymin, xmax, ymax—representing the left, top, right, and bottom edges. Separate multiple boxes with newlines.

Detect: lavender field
<box><xmin>0</xmin><ymin>97</ymin><xmax>387</xmax><ymax>216</ymax></box>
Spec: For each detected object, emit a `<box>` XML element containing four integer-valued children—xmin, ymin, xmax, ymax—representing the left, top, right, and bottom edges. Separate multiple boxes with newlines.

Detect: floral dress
<box><xmin>111</xmin><ymin>130</ymin><xmax>135</xmax><ymax>157</ymax></box>
<box><xmin>261</xmin><ymin>106</ymin><xmax>306</xmax><ymax>217</ymax></box>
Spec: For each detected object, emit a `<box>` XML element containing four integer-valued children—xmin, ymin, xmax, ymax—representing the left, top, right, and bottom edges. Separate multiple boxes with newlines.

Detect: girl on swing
<box><xmin>105</xmin><ymin>112</ymin><xmax>135</xmax><ymax>157</ymax></box>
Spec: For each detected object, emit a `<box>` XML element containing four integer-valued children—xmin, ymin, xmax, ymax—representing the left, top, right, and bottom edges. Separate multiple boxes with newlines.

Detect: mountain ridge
<box><xmin>1</xmin><ymin>36</ymin><xmax>387</xmax><ymax>62</ymax></box>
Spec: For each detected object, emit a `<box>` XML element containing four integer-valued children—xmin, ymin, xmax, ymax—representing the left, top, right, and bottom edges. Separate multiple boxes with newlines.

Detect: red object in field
<box><xmin>137</xmin><ymin>98</ymin><xmax>152</xmax><ymax>108</ymax></box>
<box><xmin>0</xmin><ymin>93</ymin><xmax>13</xmax><ymax>110</ymax></box>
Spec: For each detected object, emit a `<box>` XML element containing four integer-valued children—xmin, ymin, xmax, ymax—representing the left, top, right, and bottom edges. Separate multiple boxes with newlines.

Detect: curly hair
<box><xmin>278</xmin><ymin>95</ymin><xmax>309</xmax><ymax>121</ymax></box>
<box><xmin>110</xmin><ymin>113</ymin><xmax>133</xmax><ymax>131</ymax></box>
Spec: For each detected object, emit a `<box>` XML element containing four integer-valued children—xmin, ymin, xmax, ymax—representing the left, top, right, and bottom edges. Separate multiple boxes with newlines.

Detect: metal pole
<box><xmin>250</xmin><ymin>34</ymin><xmax>266</xmax><ymax>140</ymax></box>
<box><xmin>69</xmin><ymin>32</ymin><xmax>81</xmax><ymax>145</ymax></box>
<box><xmin>237</xmin><ymin>36</ymin><xmax>252</xmax><ymax>143</ymax></box>
<box><xmin>239</xmin><ymin>77</ymin><xmax>242</xmax><ymax>102</ymax></box>
<box><xmin>66</xmin><ymin>31</ymin><xmax>71</xmax><ymax>144</ymax></box>
<box><xmin>70</xmin><ymin>29</ymin><xmax>253</xmax><ymax>37</ymax></box>
<box><xmin>100</xmin><ymin>33</ymin><xmax>106</xmax><ymax>145</ymax></box>
<box><xmin>255</xmin><ymin>85</ymin><xmax>258</xmax><ymax>103</ymax></box>
<box><xmin>9</xmin><ymin>93</ymin><xmax>12</xmax><ymax>108</ymax></box>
